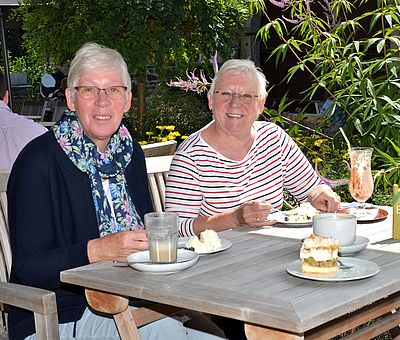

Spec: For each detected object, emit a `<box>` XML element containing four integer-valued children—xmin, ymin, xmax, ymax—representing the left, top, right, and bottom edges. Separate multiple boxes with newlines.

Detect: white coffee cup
<box><xmin>312</xmin><ymin>213</ymin><xmax>356</xmax><ymax>246</ymax></box>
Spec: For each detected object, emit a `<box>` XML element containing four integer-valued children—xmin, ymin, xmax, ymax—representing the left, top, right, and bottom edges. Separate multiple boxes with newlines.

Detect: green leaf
<box><xmin>377</xmin><ymin>38</ymin><xmax>386</xmax><ymax>53</ymax></box>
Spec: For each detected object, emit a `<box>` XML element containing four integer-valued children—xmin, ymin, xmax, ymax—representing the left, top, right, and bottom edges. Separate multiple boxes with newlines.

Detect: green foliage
<box><xmin>254</xmin><ymin>0</ymin><xmax>400</xmax><ymax>194</ymax></box>
<box><xmin>264</xmin><ymin>108</ymin><xmax>392</xmax><ymax>206</ymax></box>
<box><xmin>6</xmin><ymin>46</ymin><xmax>50</xmax><ymax>99</ymax></box>
<box><xmin>123</xmin><ymin>86</ymin><xmax>212</xmax><ymax>142</ymax></box>
<box><xmin>374</xmin><ymin>139</ymin><xmax>400</xmax><ymax>190</ymax></box>
<box><xmin>15</xmin><ymin>0</ymin><xmax>250</xmax><ymax>80</ymax></box>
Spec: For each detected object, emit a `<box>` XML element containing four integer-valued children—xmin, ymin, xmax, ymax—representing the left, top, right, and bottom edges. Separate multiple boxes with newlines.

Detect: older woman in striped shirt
<box><xmin>165</xmin><ymin>59</ymin><xmax>340</xmax><ymax>237</ymax></box>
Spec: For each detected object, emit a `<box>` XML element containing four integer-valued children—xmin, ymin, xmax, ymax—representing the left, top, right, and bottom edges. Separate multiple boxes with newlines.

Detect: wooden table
<box><xmin>61</xmin><ymin>209</ymin><xmax>400</xmax><ymax>339</ymax></box>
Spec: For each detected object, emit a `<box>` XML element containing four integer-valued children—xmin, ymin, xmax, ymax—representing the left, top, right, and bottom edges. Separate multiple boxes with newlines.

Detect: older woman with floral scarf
<box><xmin>7</xmin><ymin>42</ymin><xmax>225</xmax><ymax>340</ymax></box>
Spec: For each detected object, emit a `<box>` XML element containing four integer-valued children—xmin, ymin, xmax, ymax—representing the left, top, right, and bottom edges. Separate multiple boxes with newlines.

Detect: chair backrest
<box><xmin>0</xmin><ymin>171</ymin><xmax>10</xmax><ymax>283</ymax></box>
<box><xmin>19</xmin><ymin>100</ymin><xmax>46</xmax><ymax>122</ymax></box>
<box><xmin>12</xmin><ymin>99</ymin><xmax>25</xmax><ymax>114</ymax></box>
<box><xmin>52</xmin><ymin>101</ymin><xmax>68</xmax><ymax>122</ymax></box>
<box><xmin>145</xmin><ymin>156</ymin><xmax>173</xmax><ymax>212</ymax></box>
<box><xmin>141</xmin><ymin>140</ymin><xmax>177</xmax><ymax>157</ymax></box>
<box><xmin>0</xmin><ymin>171</ymin><xmax>60</xmax><ymax>340</ymax></box>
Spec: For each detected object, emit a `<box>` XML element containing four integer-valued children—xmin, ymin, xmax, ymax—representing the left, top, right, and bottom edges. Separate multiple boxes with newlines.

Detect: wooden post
<box><xmin>136</xmin><ymin>80</ymin><xmax>146</xmax><ymax>139</ymax></box>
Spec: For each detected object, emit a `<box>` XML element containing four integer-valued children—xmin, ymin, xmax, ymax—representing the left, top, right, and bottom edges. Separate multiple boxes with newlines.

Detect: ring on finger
<box><xmin>256</xmin><ymin>217</ymin><xmax>261</xmax><ymax>222</ymax></box>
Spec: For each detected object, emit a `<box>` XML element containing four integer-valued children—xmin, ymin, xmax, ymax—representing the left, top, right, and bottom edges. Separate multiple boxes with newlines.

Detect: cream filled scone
<box><xmin>300</xmin><ymin>234</ymin><xmax>340</xmax><ymax>274</ymax></box>
<box><xmin>185</xmin><ymin>229</ymin><xmax>222</xmax><ymax>253</ymax></box>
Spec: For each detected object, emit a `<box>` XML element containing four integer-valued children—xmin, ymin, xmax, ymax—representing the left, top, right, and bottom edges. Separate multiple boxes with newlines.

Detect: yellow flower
<box><xmin>314</xmin><ymin>139</ymin><xmax>327</xmax><ymax>146</ymax></box>
<box><xmin>146</xmin><ymin>131</ymin><xmax>154</xmax><ymax>136</ymax></box>
<box><xmin>166</xmin><ymin>125</ymin><xmax>175</xmax><ymax>131</ymax></box>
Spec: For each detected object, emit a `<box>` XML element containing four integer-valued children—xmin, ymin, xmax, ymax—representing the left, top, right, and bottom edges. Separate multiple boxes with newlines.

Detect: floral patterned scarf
<box><xmin>52</xmin><ymin>110</ymin><xmax>144</xmax><ymax>236</ymax></box>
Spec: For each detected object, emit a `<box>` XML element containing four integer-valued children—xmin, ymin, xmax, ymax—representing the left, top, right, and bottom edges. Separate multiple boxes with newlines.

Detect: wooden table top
<box><xmin>61</xmin><ymin>213</ymin><xmax>400</xmax><ymax>334</ymax></box>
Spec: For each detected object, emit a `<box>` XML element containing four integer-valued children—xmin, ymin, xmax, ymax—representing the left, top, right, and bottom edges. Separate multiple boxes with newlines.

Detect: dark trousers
<box><xmin>211</xmin><ymin>316</ymin><xmax>247</xmax><ymax>340</ymax></box>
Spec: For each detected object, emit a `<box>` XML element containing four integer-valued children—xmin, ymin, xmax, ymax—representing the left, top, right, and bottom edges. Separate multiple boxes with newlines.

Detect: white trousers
<box><xmin>25</xmin><ymin>307</ymin><xmax>226</xmax><ymax>340</ymax></box>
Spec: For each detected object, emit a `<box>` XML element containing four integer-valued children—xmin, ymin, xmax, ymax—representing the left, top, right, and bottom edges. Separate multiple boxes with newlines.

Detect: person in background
<box><xmin>0</xmin><ymin>73</ymin><xmax>47</xmax><ymax>171</ymax></box>
<box><xmin>165</xmin><ymin>59</ymin><xmax>341</xmax><ymax>237</ymax></box>
<box><xmin>7</xmin><ymin>42</ymin><xmax>225</xmax><ymax>340</ymax></box>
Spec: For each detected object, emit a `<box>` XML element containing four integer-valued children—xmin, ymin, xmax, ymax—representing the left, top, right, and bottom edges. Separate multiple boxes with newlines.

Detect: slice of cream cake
<box><xmin>300</xmin><ymin>234</ymin><xmax>340</xmax><ymax>274</ymax></box>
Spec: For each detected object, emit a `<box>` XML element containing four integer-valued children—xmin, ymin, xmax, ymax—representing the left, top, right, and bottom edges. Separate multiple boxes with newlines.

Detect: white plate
<box><xmin>337</xmin><ymin>206</ymin><xmax>388</xmax><ymax>223</ymax></box>
<box><xmin>127</xmin><ymin>249</ymin><xmax>199</xmax><ymax>274</ymax></box>
<box><xmin>178</xmin><ymin>237</ymin><xmax>232</xmax><ymax>255</ymax></box>
<box><xmin>286</xmin><ymin>258</ymin><xmax>380</xmax><ymax>282</ymax></box>
<box><xmin>269</xmin><ymin>211</ymin><xmax>313</xmax><ymax>227</ymax></box>
<box><xmin>339</xmin><ymin>236</ymin><xmax>369</xmax><ymax>256</ymax></box>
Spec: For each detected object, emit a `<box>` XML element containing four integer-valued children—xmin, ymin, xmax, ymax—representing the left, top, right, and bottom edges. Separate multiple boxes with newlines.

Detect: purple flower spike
<box><xmin>269</xmin><ymin>0</ymin><xmax>290</xmax><ymax>8</ymax></box>
<box><xmin>314</xmin><ymin>163</ymin><xmax>334</xmax><ymax>187</ymax></box>
<box><xmin>167</xmin><ymin>68</ymin><xmax>211</xmax><ymax>94</ymax></box>
<box><xmin>167</xmin><ymin>51</ymin><xmax>217</xmax><ymax>94</ymax></box>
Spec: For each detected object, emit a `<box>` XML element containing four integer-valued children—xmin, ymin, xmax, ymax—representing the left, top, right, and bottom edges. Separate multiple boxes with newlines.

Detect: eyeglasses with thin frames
<box><xmin>214</xmin><ymin>89</ymin><xmax>259</xmax><ymax>104</ymax></box>
<box><xmin>74</xmin><ymin>86</ymin><xmax>127</xmax><ymax>100</ymax></box>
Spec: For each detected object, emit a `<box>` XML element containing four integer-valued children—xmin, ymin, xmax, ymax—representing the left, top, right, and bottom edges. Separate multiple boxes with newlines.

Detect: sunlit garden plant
<box><xmin>139</xmin><ymin>125</ymin><xmax>185</xmax><ymax>145</ymax></box>
<box><xmin>253</xmin><ymin>0</ymin><xmax>400</xmax><ymax>204</ymax></box>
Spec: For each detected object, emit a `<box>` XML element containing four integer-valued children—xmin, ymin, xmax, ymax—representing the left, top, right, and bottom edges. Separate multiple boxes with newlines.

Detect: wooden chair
<box><xmin>145</xmin><ymin>156</ymin><xmax>173</xmax><ymax>212</ymax></box>
<box><xmin>12</xmin><ymin>99</ymin><xmax>25</xmax><ymax>114</ymax></box>
<box><xmin>51</xmin><ymin>101</ymin><xmax>68</xmax><ymax>123</ymax></box>
<box><xmin>0</xmin><ymin>171</ymin><xmax>60</xmax><ymax>340</ymax></box>
<box><xmin>1</xmin><ymin>169</ymin><xmax>180</xmax><ymax>339</ymax></box>
<box><xmin>141</xmin><ymin>140</ymin><xmax>177</xmax><ymax>158</ymax></box>
<box><xmin>19</xmin><ymin>100</ymin><xmax>47</xmax><ymax>122</ymax></box>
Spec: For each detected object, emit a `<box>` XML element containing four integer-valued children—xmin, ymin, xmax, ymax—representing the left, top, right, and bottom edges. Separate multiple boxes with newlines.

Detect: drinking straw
<box><xmin>339</xmin><ymin>127</ymin><xmax>352</xmax><ymax>153</ymax></box>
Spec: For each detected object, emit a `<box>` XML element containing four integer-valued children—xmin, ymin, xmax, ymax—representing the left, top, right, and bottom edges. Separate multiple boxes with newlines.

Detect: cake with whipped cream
<box><xmin>185</xmin><ymin>229</ymin><xmax>222</xmax><ymax>253</ymax></box>
<box><xmin>300</xmin><ymin>234</ymin><xmax>340</xmax><ymax>274</ymax></box>
<box><xmin>285</xmin><ymin>202</ymin><xmax>319</xmax><ymax>222</ymax></box>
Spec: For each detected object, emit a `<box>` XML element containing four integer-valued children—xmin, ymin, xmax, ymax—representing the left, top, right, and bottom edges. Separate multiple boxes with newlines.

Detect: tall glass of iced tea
<box><xmin>349</xmin><ymin>147</ymin><xmax>373</xmax><ymax>208</ymax></box>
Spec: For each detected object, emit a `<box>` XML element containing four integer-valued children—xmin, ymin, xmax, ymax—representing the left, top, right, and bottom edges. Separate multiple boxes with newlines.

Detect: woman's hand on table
<box><xmin>308</xmin><ymin>184</ymin><xmax>341</xmax><ymax>212</ymax></box>
<box><xmin>87</xmin><ymin>230</ymin><xmax>148</xmax><ymax>263</ymax></box>
<box><xmin>235</xmin><ymin>200</ymin><xmax>277</xmax><ymax>227</ymax></box>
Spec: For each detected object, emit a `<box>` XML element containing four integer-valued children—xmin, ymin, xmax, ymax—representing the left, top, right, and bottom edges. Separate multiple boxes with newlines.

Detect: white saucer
<box><xmin>127</xmin><ymin>249</ymin><xmax>199</xmax><ymax>274</ymax></box>
<box><xmin>286</xmin><ymin>258</ymin><xmax>380</xmax><ymax>282</ymax></box>
<box><xmin>339</xmin><ymin>236</ymin><xmax>369</xmax><ymax>256</ymax></box>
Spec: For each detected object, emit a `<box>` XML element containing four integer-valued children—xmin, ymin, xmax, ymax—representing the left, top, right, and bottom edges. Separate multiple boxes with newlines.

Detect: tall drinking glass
<box><xmin>144</xmin><ymin>212</ymin><xmax>179</xmax><ymax>263</ymax></box>
<box><xmin>349</xmin><ymin>147</ymin><xmax>373</xmax><ymax>209</ymax></box>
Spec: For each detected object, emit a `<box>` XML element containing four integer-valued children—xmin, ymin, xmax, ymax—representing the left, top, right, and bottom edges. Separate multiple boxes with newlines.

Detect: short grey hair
<box><xmin>68</xmin><ymin>42</ymin><xmax>131</xmax><ymax>99</ymax></box>
<box><xmin>209</xmin><ymin>59</ymin><xmax>268</xmax><ymax>99</ymax></box>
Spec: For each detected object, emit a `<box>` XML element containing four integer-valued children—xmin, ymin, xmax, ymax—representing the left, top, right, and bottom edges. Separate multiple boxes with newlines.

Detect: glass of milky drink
<box><xmin>144</xmin><ymin>212</ymin><xmax>179</xmax><ymax>263</ymax></box>
<box><xmin>349</xmin><ymin>147</ymin><xmax>374</xmax><ymax>209</ymax></box>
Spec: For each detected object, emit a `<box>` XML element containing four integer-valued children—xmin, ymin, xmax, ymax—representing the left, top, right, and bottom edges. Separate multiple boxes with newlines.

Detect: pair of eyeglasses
<box><xmin>74</xmin><ymin>86</ymin><xmax>127</xmax><ymax>100</ymax></box>
<box><xmin>214</xmin><ymin>89</ymin><xmax>259</xmax><ymax>104</ymax></box>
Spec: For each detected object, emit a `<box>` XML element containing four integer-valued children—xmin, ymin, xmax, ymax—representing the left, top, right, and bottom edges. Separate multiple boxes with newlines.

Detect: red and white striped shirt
<box><xmin>165</xmin><ymin>121</ymin><xmax>322</xmax><ymax>236</ymax></box>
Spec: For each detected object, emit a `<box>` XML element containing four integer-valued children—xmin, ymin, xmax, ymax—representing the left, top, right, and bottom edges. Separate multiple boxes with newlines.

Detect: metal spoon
<box><xmin>338</xmin><ymin>259</ymin><xmax>353</xmax><ymax>269</ymax></box>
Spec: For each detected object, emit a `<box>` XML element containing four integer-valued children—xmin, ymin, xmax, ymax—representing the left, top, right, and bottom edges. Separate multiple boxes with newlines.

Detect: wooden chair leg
<box><xmin>114</xmin><ymin>308</ymin><xmax>141</xmax><ymax>340</ymax></box>
<box><xmin>85</xmin><ymin>289</ymin><xmax>140</xmax><ymax>339</ymax></box>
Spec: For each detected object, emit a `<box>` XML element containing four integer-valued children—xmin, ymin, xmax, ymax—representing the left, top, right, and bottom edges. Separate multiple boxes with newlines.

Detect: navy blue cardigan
<box><xmin>7</xmin><ymin>130</ymin><xmax>153</xmax><ymax>339</ymax></box>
